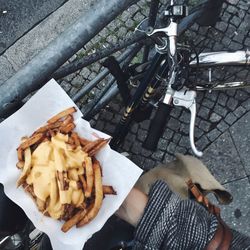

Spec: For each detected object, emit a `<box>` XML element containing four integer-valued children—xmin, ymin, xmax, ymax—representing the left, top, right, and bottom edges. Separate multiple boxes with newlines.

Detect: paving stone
<box><xmin>120</xmin><ymin>11</ymin><xmax>131</xmax><ymax>22</ymax></box>
<box><xmin>179</xmin><ymin>136</ymin><xmax>190</xmax><ymax>148</ymax></box>
<box><xmin>175</xmin><ymin>146</ymin><xmax>187</xmax><ymax>154</ymax></box>
<box><xmin>218</xmin><ymin>92</ymin><xmax>228</xmax><ymax>106</ymax></box>
<box><xmin>230</xmin><ymin>112</ymin><xmax>250</xmax><ymax>175</ymax></box>
<box><xmin>130</xmin><ymin>154</ymin><xmax>145</xmax><ymax>168</ymax></box>
<box><xmin>194</xmin><ymin>127</ymin><xmax>204</xmax><ymax>139</ymax></box>
<box><xmin>111</xmin><ymin>113</ymin><xmax>122</xmax><ymax>124</ymax></box>
<box><xmin>166</xmin><ymin>141</ymin><xmax>177</xmax><ymax>155</ymax></box>
<box><xmin>237</xmin><ymin>8</ymin><xmax>247</xmax><ymax>19</ymax></box>
<box><xmin>232</xmin><ymin>33</ymin><xmax>245</xmax><ymax>44</ymax></box>
<box><xmin>140</xmin><ymin>120</ymin><xmax>150</xmax><ymax>130</ymax></box>
<box><xmin>69</xmin><ymin>87</ymin><xmax>79</xmax><ymax>97</ymax></box>
<box><xmin>140</xmin><ymin>148</ymin><xmax>152</xmax><ymax>157</ymax></box>
<box><xmin>180</xmin><ymin>123</ymin><xmax>189</xmax><ymax>135</ymax></box>
<box><xmin>226</xmin><ymin>89</ymin><xmax>236</xmax><ymax>97</ymax></box>
<box><xmin>143</xmin><ymin>158</ymin><xmax>157</xmax><ymax>170</ymax></box>
<box><xmin>167</xmin><ymin>117</ymin><xmax>181</xmax><ymax>130</ymax></box>
<box><xmin>221</xmin><ymin>11</ymin><xmax>232</xmax><ymax>22</ymax></box>
<box><xmin>122</xmin><ymin>140</ymin><xmax>132</xmax><ymax>152</ymax></box>
<box><xmin>137</xmin><ymin>128</ymin><xmax>147</xmax><ymax>142</ymax></box>
<box><xmin>217</xmin><ymin>120</ymin><xmax>230</xmax><ymax>132</ymax></box>
<box><xmin>179</xmin><ymin>111</ymin><xmax>190</xmax><ymax>124</ymax></box>
<box><xmin>195</xmin><ymin>135</ymin><xmax>210</xmax><ymax>151</ymax></box>
<box><xmin>59</xmin><ymin>80</ymin><xmax>72</xmax><ymax>92</ymax></box>
<box><xmin>109</xmin><ymin>103</ymin><xmax>121</xmax><ymax>113</ymax></box>
<box><xmin>220</xmin><ymin>178</ymin><xmax>250</xmax><ymax>235</ymax></box>
<box><xmin>216</xmin><ymin>21</ymin><xmax>228</xmax><ymax>32</ymax></box>
<box><xmin>202</xmin><ymin>98</ymin><xmax>215</xmax><ymax>109</ymax></box>
<box><xmin>162</xmin><ymin>128</ymin><xmax>174</xmax><ymax>140</ymax></box>
<box><xmin>227</xmin><ymin>97</ymin><xmax>239</xmax><ymax>111</ymax></box>
<box><xmin>238</xmin><ymin>1</ymin><xmax>249</xmax><ymax>11</ymax></box>
<box><xmin>207</xmin><ymin>128</ymin><xmax>221</xmax><ymax>142</ymax></box>
<box><xmin>229</xmin><ymin>38</ymin><xmax>242</xmax><ymax>49</ymax></box>
<box><xmin>230</xmin><ymin>15</ymin><xmax>242</xmax><ymax>27</ymax></box>
<box><xmin>242</xmin><ymin>99</ymin><xmax>250</xmax><ymax>111</ymax></box>
<box><xmin>210</xmin><ymin>112</ymin><xmax>222</xmax><ymax>123</ymax></box>
<box><xmin>224</xmin><ymin>112</ymin><xmax>238</xmax><ymax>125</ymax></box>
<box><xmin>235</xmin><ymin>90</ymin><xmax>250</xmax><ymax>101</ymax></box>
<box><xmin>131</xmin><ymin>143</ymin><xmax>142</xmax><ymax>155</ymax></box>
<box><xmin>95</xmin><ymin>120</ymin><xmax>105</xmax><ymax>131</ymax></box>
<box><xmin>244</xmin><ymin>37</ymin><xmax>250</xmax><ymax>47</ymax></box>
<box><xmin>198</xmin><ymin>106</ymin><xmax>210</xmax><ymax>120</ymax></box>
<box><xmin>226</xmin><ymin>24</ymin><xmax>237</xmax><ymax>38</ymax></box>
<box><xmin>206</xmin><ymin>91</ymin><xmax>219</xmax><ymax>102</ymax></box>
<box><xmin>151</xmin><ymin>150</ymin><xmax>165</xmax><ymax>161</ymax></box>
<box><xmin>202</xmin><ymin>131</ymin><xmax>247</xmax><ymax>183</ymax></box>
<box><xmin>71</xmin><ymin>75</ymin><xmax>84</xmax><ymax>88</ymax></box>
<box><xmin>104</xmin><ymin>123</ymin><xmax>115</xmax><ymax>134</ymax></box>
<box><xmin>102</xmin><ymin>110</ymin><xmax>114</xmax><ymax>121</ymax></box>
<box><xmin>233</xmin><ymin>106</ymin><xmax>246</xmax><ymax>118</ymax></box>
<box><xmin>126</xmin><ymin>133</ymin><xmax>136</xmax><ymax>143</ymax></box>
<box><xmin>163</xmin><ymin>152</ymin><xmax>175</xmax><ymax>163</ymax></box>
<box><xmin>157</xmin><ymin>138</ymin><xmax>168</xmax><ymax>151</ymax></box>
<box><xmin>173</xmin><ymin>133</ymin><xmax>181</xmax><ymax>143</ymax></box>
<box><xmin>214</xmin><ymin>104</ymin><xmax>229</xmax><ymax>117</ymax></box>
<box><xmin>196</xmin><ymin>92</ymin><xmax>205</xmax><ymax>103</ymax></box>
<box><xmin>171</xmin><ymin>107</ymin><xmax>182</xmax><ymax>119</ymax></box>
<box><xmin>199</xmin><ymin>120</ymin><xmax>211</xmax><ymax>132</ymax></box>
<box><xmin>131</xmin><ymin>123</ymin><xmax>139</xmax><ymax>134</ymax></box>
<box><xmin>221</xmin><ymin>36</ymin><xmax>231</xmax><ymax>46</ymax></box>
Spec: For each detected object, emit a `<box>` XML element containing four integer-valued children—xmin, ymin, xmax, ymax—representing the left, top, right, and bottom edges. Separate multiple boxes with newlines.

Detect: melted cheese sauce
<box><xmin>26</xmin><ymin>133</ymin><xmax>86</xmax><ymax>219</ymax></box>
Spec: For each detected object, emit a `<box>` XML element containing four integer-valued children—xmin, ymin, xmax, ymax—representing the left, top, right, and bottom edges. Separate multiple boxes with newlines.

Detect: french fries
<box><xmin>84</xmin><ymin>157</ymin><xmax>94</xmax><ymax>198</ymax></box>
<box><xmin>103</xmin><ymin>185</ymin><xmax>117</xmax><ymax>195</ymax></box>
<box><xmin>47</xmin><ymin>107</ymin><xmax>76</xmax><ymax>124</ymax></box>
<box><xmin>61</xmin><ymin>208</ymin><xmax>87</xmax><ymax>233</ymax></box>
<box><xmin>77</xmin><ymin>160</ymin><xmax>103</xmax><ymax>227</ymax></box>
<box><xmin>19</xmin><ymin>133</ymin><xmax>44</xmax><ymax>150</ymax></box>
<box><xmin>16</xmin><ymin>107</ymin><xmax>116</xmax><ymax>232</ymax></box>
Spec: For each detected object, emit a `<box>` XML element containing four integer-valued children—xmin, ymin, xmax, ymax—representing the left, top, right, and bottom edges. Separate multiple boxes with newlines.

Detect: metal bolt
<box><xmin>2</xmin><ymin>10</ymin><xmax>7</xmax><ymax>14</ymax></box>
<box><xmin>174</xmin><ymin>99</ymin><xmax>179</xmax><ymax>104</ymax></box>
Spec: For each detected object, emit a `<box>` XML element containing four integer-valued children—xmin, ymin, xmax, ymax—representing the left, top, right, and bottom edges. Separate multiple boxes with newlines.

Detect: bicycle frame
<box><xmin>190</xmin><ymin>51</ymin><xmax>250</xmax><ymax>90</ymax></box>
<box><xmin>190</xmin><ymin>51</ymin><xmax>250</xmax><ymax>67</ymax></box>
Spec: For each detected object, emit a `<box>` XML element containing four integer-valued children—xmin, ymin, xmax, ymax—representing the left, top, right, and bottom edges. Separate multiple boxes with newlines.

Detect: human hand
<box><xmin>116</xmin><ymin>188</ymin><xmax>148</xmax><ymax>227</ymax></box>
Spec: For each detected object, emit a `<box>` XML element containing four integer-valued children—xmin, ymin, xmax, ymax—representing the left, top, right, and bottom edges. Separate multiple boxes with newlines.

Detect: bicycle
<box><xmin>0</xmin><ymin>0</ymin><xmax>249</xmax><ymax>249</ymax></box>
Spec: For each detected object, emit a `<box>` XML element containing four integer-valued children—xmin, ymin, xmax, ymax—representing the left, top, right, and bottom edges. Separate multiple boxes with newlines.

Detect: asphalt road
<box><xmin>0</xmin><ymin>0</ymin><xmax>68</xmax><ymax>55</ymax></box>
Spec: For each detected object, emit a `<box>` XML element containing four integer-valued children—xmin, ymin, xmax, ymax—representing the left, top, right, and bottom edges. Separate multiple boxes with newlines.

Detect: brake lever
<box><xmin>173</xmin><ymin>89</ymin><xmax>203</xmax><ymax>157</ymax></box>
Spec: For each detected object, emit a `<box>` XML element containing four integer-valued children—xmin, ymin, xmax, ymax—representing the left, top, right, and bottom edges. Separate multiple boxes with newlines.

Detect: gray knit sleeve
<box><xmin>231</xmin><ymin>230</ymin><xmax>250</xmax><ymax>250</ymax></box>
<box><xmin>133</xmin><ymin>180</ymin><xmax>218</xmax><ymax>250</ymax></box>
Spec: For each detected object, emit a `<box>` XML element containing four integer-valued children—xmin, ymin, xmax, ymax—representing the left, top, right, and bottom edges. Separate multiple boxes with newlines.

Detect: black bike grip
<box><xmin>143</xmin><ymin>102</ymin><xmax>172</xmax><ymax>151</ymax></box>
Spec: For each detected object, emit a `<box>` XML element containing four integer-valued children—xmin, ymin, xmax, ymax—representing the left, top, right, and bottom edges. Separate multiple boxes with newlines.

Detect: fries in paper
<box><xmin>16</xmin><ymin>107</ymin><xmax>116</xmax><ymax>232</ymax></box>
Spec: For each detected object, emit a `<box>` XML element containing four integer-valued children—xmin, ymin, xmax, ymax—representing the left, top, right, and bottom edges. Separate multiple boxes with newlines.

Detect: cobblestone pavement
<box><xmin>50</xmin><ymin>0</ymin><xmax>250</xmax><ymax>234</ymax></box>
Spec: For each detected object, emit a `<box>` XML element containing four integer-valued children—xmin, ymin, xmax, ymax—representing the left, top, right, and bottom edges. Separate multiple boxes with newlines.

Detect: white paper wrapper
<box><xmin>0</xmin><ymin>79</ymin><xmax>143</xmax><ymax>250</ymax></box>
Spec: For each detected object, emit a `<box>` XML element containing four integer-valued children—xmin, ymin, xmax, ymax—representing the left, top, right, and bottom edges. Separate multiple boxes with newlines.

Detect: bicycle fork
<box><xmin>110</xmin><ymin>53</ymin><xmax>166</xmax><ymax>148</ymax></box>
